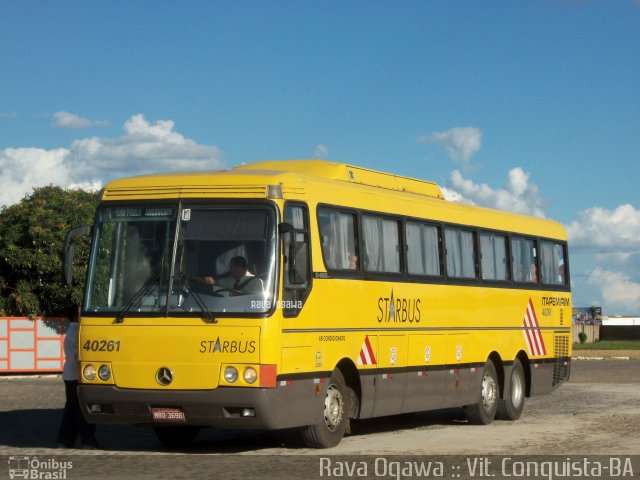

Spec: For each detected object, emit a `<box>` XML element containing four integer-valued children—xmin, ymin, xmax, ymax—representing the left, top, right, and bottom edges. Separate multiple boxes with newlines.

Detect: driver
<box><xmin>198</xmin><ymin>256</ymin><xmax>263</xmax><ymax>294</ymax></box>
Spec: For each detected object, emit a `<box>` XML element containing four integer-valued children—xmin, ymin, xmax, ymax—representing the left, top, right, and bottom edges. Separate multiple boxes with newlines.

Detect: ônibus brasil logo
<box><xmin>8</xmin><ymin>456</ymin><xmax>73</xmax><ymax>479</ymax></box>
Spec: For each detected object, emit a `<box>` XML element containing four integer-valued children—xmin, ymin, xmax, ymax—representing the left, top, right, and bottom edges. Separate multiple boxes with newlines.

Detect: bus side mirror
<box><xmin>63</xmin><ymin>225</ymin><xmax>92</xmax><ymax>284</ymax></box>
<box><xmin>278</xmin><ymin>222</ymin><xmax>295</xmax><ymax>236</ymax></box>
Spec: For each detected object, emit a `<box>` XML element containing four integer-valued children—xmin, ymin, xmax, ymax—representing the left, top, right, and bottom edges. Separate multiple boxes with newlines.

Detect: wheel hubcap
<box><xmin>511</xmin><ymin>370</ymin><xmax>523</xmax><ymax>408</ymax></box>
<box><xmin>324</xmin><ymin>384</ymin><xmax>344</xmax><ymax>432</ymax></box>
<box><xmin>481</xmin><ymin>372</ymin><xmax>497</xmax><ymax>411</ymax></box>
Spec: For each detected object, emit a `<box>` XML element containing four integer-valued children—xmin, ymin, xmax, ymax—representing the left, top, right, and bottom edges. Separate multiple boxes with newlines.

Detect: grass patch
<box><xmin>573</xmin><ymin>340</ymin><xmax>640</xmax><ymax>350</ymax></box>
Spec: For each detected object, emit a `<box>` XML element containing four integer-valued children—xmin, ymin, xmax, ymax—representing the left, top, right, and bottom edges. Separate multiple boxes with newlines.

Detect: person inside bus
<box><xmin>515</xmin><ymin>261</ymin><xmax>538</xmax><ymax>283</ymax></box>
<box><xmin>195</xmin><ymin>256</ymin><xmax>263</xmax><ymax>294</ymax></box>
<box><xmin>348</xmin><ymin>253</ymin><xmax>359</xmax><ymax>270</ymax></box>
<box><xmin>530</xmin><ymin>263</ymin><xmax>538</xmax><ymax>283</ymax></box>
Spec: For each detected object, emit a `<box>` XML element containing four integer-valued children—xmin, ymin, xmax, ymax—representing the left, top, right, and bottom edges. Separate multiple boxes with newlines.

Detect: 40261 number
<box><xmin>82</xmin><ymin>340</ymin><xmax>121</xmax><ymax>352</ymax></box>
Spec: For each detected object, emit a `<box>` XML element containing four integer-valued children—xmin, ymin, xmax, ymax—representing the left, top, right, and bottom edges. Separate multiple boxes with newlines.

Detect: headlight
<box><xmin>224</xmin><ymin>366</ymin><xmax>238</xmax><ymax>383</ymax></box>
<box><xmin>243</xmin><ymin>367</ymin><xmax>258</xmax><ymax>384</ymax></box>
<box><xmin>83</xmin><ymin>365</ymin><xmax>96</xmax><ymax>381</ymax></box>
<box><xmin>98</xmin><ymin>365</ymin><xmax>111</xmax><ymax>381</ymax></box>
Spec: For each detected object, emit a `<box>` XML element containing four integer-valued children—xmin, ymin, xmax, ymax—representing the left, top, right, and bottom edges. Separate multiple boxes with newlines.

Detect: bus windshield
<box><xmin>84</xmin><ymin>204</ymin><xmax>277</xmax><ymax>316</ymax></box>
<box><xmin>171</xmin><ymin>206</ymin><xmax>276</xmax><ymax>314</ymax></box>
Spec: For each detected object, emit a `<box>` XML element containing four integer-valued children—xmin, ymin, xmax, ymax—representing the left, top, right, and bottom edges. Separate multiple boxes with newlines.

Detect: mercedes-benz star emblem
<box><xmin>155</xmin><ymin>367</ymin><xmax>173</xmax><ymax>386</ymax></box>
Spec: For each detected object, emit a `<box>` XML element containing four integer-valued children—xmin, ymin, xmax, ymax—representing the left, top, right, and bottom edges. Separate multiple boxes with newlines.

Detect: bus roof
<box><xmin>233</xmin><ymin>160</ymin><xmax>445</xmax><ymax>199</ymax></box>
<box><xmin>100</xmin><ymin>160</ymin><xmax>444</xmax><ymax>201</ymax></box>
<box><xmin>100</xmin><ymin>160</ymin><xmax>566</xmax><ymax>240</ymax></box>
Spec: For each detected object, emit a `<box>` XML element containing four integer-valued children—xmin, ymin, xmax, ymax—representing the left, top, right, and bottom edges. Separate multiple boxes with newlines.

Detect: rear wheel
<box><xmin>464</xmin><ymin>361</ymin><xmax>499</xmax><ymax>425</ymax></box>
<box><xmin>496</xmin><ymin>358</ymin><xmax>525</xmax><ymax>420</ymax></box>
<box><xmin>301</xmin><ymin>369</ymin><xmax>348</xmax><ymax>448</ymax></box>
<box><xmin>153</xmin><ymin>426</ymin><xmax>200</xmax><ymax>448</ymax></box>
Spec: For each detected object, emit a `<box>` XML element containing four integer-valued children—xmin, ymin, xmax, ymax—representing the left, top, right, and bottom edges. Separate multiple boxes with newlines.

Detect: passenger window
<box><xmin>540</xmin><ymin>241</ymin><xmax>567</xmax><ymax>286</ymax></box>
<box><xmin>318</xmin><ymin>208</ymin><xmax>359</xmax><ymax>270</ymax></box>
<box><xmin>512</xmin><ymin>236</ymin><xmax>538</xmax><ymax>283</ymax></box>
<box><xmin>362</xmin><ymin>215</ymin><xmax>401</xmax><ymax>273</ymax></box>
<box><xmin>406</xmin><ymin>222</ymin><xmax>441</xmax><ymax>276</ymax></box>
<box><xmin>445</xmin><ymin>228</ymin><xmax>476</xmax><ymax>279</ymax></box>
<box><xmin>480</xmin><ymin>232</ymin><xmax>508</xmax><ymax>281</ymax></box>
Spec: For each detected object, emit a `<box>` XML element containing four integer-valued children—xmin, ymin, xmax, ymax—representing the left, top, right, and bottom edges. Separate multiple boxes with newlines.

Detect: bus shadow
<box><xmin>349</xmin><ymin>408</ymin><xmax>467</xmax><ymax>438</ymax></box>
<box><xmin>0</xmin><ymin>407</ymin><xmax>468</xmax><ymax>453</ymax></box>
<box><xmin>114</xmin><ymin>408</ymin><xmax>468</xmax><ymax>453</ymax></box>
<box><xmin>0</xmin><ymin>409</ymin><xmax>63</xmax><ymax>448</ymax></box>
<box><xmin>185</xmin><ymin>408</ymin><xmax>468</xmax><ymax>453</ymax></box>
<box><xmin>0</xmin><ymin>408</ymin><xmax>161</xmax><ymax>451</ymax></box>
<box><xmin>0</xmin><ymin>407</ymin><xmax>292</xmax><ymax>453</ymax></box>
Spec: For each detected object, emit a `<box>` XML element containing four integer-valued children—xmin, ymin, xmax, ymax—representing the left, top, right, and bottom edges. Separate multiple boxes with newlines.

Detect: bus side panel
<box><xmin>358</xmin><ymin>374</ymin><xmax>375</xmax><ymax>418</ymax></box>
<box><xmin>529</xmin><ymin>361</ymin><xmax>555</xmax><ymax>396</ymax></box>
<box><xmin>370</xmin><ymin>335</ymin><xmax>407</xmax><ymax>417</ymax></box>
<box><xmin>402</xmin><ymin>334</ymin><xmax>447</xmax><ymax>413</ymax></box>
<box><xmin>443</xmin><ymin>333</ymin><xmax>481</xmax><ymax>407</ymax></box>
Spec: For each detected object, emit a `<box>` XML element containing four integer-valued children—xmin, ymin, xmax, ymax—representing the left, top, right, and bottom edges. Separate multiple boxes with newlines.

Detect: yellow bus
<box><xmin>64</xmin><ymin>160</ymin><xmax>571</xmax><ymax>448</ymax></box>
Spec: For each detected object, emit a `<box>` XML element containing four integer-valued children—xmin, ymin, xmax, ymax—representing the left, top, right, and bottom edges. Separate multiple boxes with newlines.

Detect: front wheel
<box><xmin>496</xmin><ymin>358</ymin><xmax>525</xmax><ymax>420</ymax></box>
<box><xmin>464</xmin><ymin>361</ymin><xmax>499</xmax><ymax>425</ymax></box>
<box><xmin>301</xmin><ymin>369</ymin><xmax>348</xmax><ymax>448</ymax></box>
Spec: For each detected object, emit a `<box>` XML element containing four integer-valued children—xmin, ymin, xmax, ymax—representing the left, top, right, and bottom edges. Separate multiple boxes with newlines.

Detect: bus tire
<box><xmin>496</xmin><ymin>358</ymin><xmax>525</xmax><ymax>421</ymax></box>
<box><xmin>301</xmin><ymin>369</ymin><xmax>348</xmax><ymax>448</ymax></box>
<box><xmin>464</xmin><ymin>360</ymin><xmax>499</xmax><ymax>425</ymax></box>
<box><xmin>153</xmin><ymin>426</ymin><xmax>200</xmax><ymax>448</ymax></box>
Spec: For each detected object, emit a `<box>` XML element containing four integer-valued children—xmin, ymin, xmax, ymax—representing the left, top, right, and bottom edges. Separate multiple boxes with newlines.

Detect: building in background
<box><xmin>572</xmin><ymin>307</ymin><xmax>602</xmax><ymax>325</ymax></box>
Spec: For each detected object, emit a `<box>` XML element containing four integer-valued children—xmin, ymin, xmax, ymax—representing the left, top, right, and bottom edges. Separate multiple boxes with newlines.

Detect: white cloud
<box><xmin>54</xmin><ymin>111</ymin><xmax>110</xmax><ymax>129</ymax></box>
<box><xmin>440</xmin><ymin>187</ymin><xmax>472</xmax><ymax>204</ymax></box>
<box><xmin>66</xmin><ymin>180</ymin><xmax>104</xmax><ymax>192</ymax></box>
<box><xmin>67</xmin><ymin>114</ymin><xmax>223</xmax><ymax>178</ymax></box>
<box><xmin>446</xmin><ymin>167</ymin><xmax>546</xmax><ymax>217</ymax></box>
<box><xmin>588</xmin><ymin>268</ymin><xmax>640</xmax><ymax>313</ymax></box>
<box><xmin>0</xmin><ymin>148</ymin><xmax>71</xmax><ymax>207</ymax></box>
<box><xmin>569</xmin><ymin>205</ymin><xmax>640</xmax><ymax>313</ymax></box>
<box><xmin>314</xmin><ymin>144</ymin><xmax>329</xmax><ymax>159</ymax></box>
<box><xmin>438</xmin><ymin>162</ymin><xmax>640</xmax><ymax>314</ymax></box>
<box><xmin>418</xmin><ymin>127</ymin><xmax>482</xmax><ymax>168</ymax></box>
<box><xmin>0</xmin><ymin>114</ymin><xmax>224</xmax><ymax>207</ymax></box>
<box><xmin>565</xmin><ymin>204</ymin><xmax>640</xmax><ymax>253</ymax></box>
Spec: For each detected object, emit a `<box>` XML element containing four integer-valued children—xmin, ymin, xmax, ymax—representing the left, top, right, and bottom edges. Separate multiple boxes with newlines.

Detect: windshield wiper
<box><xmin>114</xmin><ymin>274</ymin><xmax>160</xmax><ymax>324</ymax></box>
<box><xmin>181</xmin><ymin>275</ymin><xmax>217</xmax><ymax>324</ymax></box>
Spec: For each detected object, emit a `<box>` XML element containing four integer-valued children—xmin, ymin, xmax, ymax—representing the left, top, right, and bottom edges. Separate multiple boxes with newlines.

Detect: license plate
<box><xmin>152</xmin><ymin>407</ymin><xmax>186</xmax><ymax>422</ymax></box>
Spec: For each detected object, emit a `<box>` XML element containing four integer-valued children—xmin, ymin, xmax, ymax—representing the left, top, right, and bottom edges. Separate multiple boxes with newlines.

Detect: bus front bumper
<box><xmin>78</xmin><ymin>381</ymin><xmax>324</xmax><ymax>430</ymax></box>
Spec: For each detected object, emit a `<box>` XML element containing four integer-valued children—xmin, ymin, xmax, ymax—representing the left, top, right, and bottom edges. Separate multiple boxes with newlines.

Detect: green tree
<box><xmin>0</xmin><ymin>186</ymin><xmax>97</xmax><ymax>318</ymax></box>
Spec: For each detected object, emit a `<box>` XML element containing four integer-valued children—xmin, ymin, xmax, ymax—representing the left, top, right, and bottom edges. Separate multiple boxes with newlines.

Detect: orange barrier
<box><xmin>0</xmin><ymin>317</ymin><xmax>67</xmax><ymax>373</ymax></box>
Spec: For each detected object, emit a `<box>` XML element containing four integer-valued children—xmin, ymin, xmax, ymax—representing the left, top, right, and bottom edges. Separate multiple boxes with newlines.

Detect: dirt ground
<box><xmin>573</xmin><ymin>349</ymin><xmax>640</xmax><ymax>360</ymax></box>
<box><xmin>332</xmin><ymin>358</ymin><xmax>640</xmax><ymax>456</ymax></box>
<box><xmin>0</xmin><ymin>360</ymin><xmax>638</xmax><ymax>479</ymax></box>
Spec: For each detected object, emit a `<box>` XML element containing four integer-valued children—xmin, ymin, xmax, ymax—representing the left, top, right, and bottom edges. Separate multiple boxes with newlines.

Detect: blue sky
<box><xmin>1</xmin><ymin>1</ymin><xmax>639</xmax><ymax>313</ymax></box>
